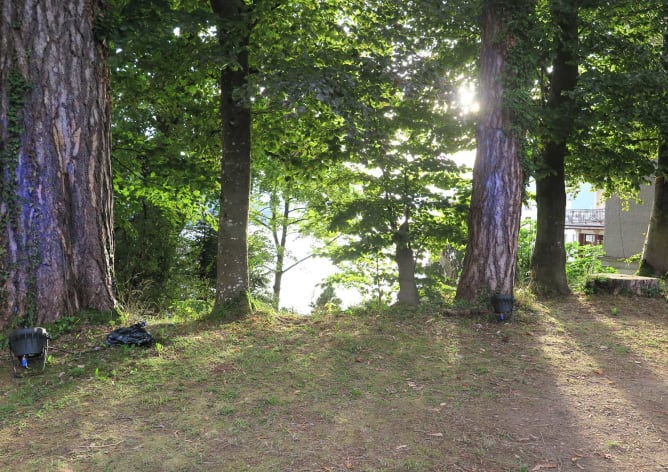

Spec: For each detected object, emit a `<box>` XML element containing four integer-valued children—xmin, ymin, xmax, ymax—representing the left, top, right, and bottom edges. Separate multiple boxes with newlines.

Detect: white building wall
<box><xmin>603</xmin><ymin>184</ymin><xmax>654</xmax><ymax>260</ymax></box>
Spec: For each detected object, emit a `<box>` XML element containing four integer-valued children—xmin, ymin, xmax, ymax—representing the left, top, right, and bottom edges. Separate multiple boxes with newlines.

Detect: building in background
<box><xmin>564</xmin><ymin>184</ymin><xmax>605</xmax><ymax>245</ymax></box>
<box><xmin>603</xmin><ymin>183</ymin><xmax>654</xmax><ymax>274</ymax></box>
<box><xmin>524</xmin><ymin>181</ymin><xmax>654</xmax><ymax>275</ymax></box>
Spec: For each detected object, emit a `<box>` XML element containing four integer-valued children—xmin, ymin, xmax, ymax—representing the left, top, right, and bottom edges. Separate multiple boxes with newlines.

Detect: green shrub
<box><xmin>565</xmin><ymin>242</ymin><xmax>616</xmax><ymax>291</ymax></box>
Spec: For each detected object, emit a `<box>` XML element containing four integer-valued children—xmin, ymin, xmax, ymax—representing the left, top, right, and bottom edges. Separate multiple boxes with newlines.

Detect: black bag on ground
<box><xmin>106</xmin><ymin>321</ymin><xmax>154</xmax><ymax>347</ymax></box>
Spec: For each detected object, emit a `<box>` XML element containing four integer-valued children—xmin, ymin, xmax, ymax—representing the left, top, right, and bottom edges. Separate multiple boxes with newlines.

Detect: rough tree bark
<box><xmin>211</xmin><ymin>0</ymin><xmax>253</xmax><ymax>318</ymax></box>
<box><xmin>455</xmin><ymin>0</ymin><xmax>527</xmax><ymax>302</ymax></box>
<box><xmin>0</xmin><ymin>0</ymin><xmax>115</xmax><ymax>327</ymax></box>
<box><xmin>529</xmin><ymin>0</ymin><xmax>577</xmax><ymax>296</ymax></box>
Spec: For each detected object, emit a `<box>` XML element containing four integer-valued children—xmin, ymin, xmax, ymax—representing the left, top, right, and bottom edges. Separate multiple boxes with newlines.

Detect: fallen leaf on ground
<box><xmin>532</xmin><ymin>464</ymin><xmax>557</xmax><ymax>471</ymax></box>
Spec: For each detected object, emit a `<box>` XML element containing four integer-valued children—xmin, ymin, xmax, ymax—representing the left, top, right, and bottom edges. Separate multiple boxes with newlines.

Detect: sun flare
<box><xmin>457</xmin><ymin>83</ymin><xmax>479</xmax><ymax>114</ymax></box>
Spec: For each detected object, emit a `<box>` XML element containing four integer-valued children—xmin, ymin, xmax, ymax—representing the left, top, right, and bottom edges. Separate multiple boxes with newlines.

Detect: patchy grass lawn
<box><xmin>0</xmin><ymin>294</ymin><xmax>666</xmax><ymax>472</ymax></box>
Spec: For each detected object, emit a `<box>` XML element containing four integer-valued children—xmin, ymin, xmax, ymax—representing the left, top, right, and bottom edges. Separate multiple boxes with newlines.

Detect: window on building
<box><xmin>579</xmin><ymin>233</ymin><xmax>604</xmax><ymax>245</ymax></box>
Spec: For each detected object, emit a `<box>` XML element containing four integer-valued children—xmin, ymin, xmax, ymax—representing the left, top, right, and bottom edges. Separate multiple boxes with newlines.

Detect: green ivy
<box><xmin>0</xmin><ymin>72</ymin><xmax>31</xmax><ymax>319</ymax></box>
<box><xmin>0</xmin><ymin>73</ymin><xmax>29</xmax><ymax>217</ymax></box>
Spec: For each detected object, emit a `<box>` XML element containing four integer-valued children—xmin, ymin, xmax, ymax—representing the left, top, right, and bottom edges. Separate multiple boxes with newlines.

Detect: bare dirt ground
<box><xmin>0</xmin><ymin>293</ymin><xmax>666</xmax><ymax>471</ymax></box>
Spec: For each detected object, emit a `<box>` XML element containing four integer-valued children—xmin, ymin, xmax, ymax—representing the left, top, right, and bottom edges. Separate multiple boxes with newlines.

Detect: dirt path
<box><xmin>454</xmin><ymin>295</ymin><xmax>667</xmax><ymax>471</ymax></box>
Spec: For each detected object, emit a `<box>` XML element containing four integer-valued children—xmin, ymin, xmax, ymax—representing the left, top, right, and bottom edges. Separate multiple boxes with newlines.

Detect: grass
<box><xmin>0</xmin><ymin>293</ymin><xmax>666</xmax><ymax>471</ymax></box>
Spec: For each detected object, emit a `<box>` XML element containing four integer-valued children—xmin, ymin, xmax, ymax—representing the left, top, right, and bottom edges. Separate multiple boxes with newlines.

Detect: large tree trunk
<box><xmin>530</xmin><ymin>0</ymin><xmax>578</xmax><ymax>296</ymax></box>
<box><xmin>395</xmin><ymin>221</ymin><xmax>419</xmax><ymax>306</ymax></box>
<box><xmin>638</xmin><ymin>135</ymin><xmax>668</xmax><ymax>277</ymax></box>
<box><xmin>211</xmin><ymin>0</ymin><xmax>252</xmax><ymax>318</ymax></box>
<box><xmin>0</xmin><ymin>0</ymin><xmax>115</xmax><ymax>328</ymax></box>
<box><xmin>456</xmin><ymin>0</ymin><xmax>527</xmax><ymax>302</ymax></box>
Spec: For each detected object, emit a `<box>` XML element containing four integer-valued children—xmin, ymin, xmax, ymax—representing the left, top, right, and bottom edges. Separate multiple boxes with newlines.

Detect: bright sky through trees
<box><xmin>457</xmin><ymin>82</ymin><xmax>479</xmax><ymax>115</ymax></box>
<box><xmin>279</xmin><ymin>79</ymin><xmax>480</xmax><ymax>312</ymax></box>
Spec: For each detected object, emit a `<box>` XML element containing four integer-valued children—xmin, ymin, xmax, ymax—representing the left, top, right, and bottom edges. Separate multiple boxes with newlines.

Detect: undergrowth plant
<box><xmin>514</xmin><ymin>217</ymin><xmax>616</xmax><ymax>294</ymax></box>
<box><xmin>565</xmin><ymin>242</ymin><xmax>616</xmax><ymax>291</ymax></box>
<box><xmin>515</xmin><ymin>218</ymin><xmax>536</xmax><ymax>286</ymax></box>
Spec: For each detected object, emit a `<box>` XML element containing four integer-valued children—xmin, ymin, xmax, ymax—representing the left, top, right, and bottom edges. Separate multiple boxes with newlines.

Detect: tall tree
<box><xmin>529</xmin><ymin>0</ymin><xmax>578</xmax><ymax>296</ymax></box>
<box><xmin>210</xmin><ymin>0</ymin><xmax>253</xmax><ymax>317</ymax></box>
<box><xmin>0</xmin><ymin>0</ymin><xmax>115</xmax><ymax>327</ymax></box>
<box><xmin>456</xmin><ymin>0</ymin><xmax>531</xmax><ymax>302</ymax></box>
<box><xmin>639</xmin><ymin>11</ymin><xmax>668</xmax><ymax>277</ymax></box>
<box><xmin>250</xmin><ymin>185</ymin><xmax>303</xmax><ymax>309</ymax></box>
<box><xmin>320</xmin><ymin>153</ymin><xmax>468</xmax><ymax>307</ymax></box>
<box><xmin>251</xmin><ymin>92</ymin><xmax>342</xmax><ymax>310</ymax></box>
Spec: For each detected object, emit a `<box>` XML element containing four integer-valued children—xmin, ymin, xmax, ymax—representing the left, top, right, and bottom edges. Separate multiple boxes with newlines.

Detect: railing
<box><xmin>565</xmin><ymin>209</ymin><xmax>605</xmax><ymax>227</ymax></box>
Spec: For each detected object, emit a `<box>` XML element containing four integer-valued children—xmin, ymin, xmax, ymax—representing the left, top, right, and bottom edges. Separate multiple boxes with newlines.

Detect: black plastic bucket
<box><xmin>491</xmin><ymin>293</ymin><xmax>513</xmax><ymax>321</ymax></box>
<box><xmin>9</xmin><ymin>327</ymin><xmax>49</xmax><ymax>357</ymax></box>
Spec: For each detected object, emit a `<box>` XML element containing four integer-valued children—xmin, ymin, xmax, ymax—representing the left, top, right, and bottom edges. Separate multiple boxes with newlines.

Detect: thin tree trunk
<box><xmin>395</xmin><ymin>221</ymin><xmax>419</xmax><ymax>305</ymax></box>
<box><xmin>0</xmin><ymin>0</ymin><xmax>115</xmax><ymax>327</ymax></box>
<box><xmin>272</xmin><ymin>197</ymin><xmax>290</xmax><ymax>309</ymax></box>
<box><xmin>211</xmin><ymin>0</ymin><xmax>252</xmax><ymax>318</ymax></box>
<box><xmin>456</xmin><ymin>0</ymin><xmax>527</xmax><ymax>302</ymax></box>
<box><xmin>530</xmin><ymin>0</ymin><xmax>577</xmax><ymax>296</ymax></box>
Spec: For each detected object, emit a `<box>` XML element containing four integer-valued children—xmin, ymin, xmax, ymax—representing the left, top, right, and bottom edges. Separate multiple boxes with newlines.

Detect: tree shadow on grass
<box><xmin>158</xmin><ymin>309</ymin><xmax>616</xmax><ymax>471</ymax></box>
<box><xmin>542</xmin><ymin>295</ymin><xmax>668</xmax><ymax>470</ymax></box>
<box><xmin>0</xmin><ymin>300</ymin><xmax>664</xmax><ymax>471</ymax></box>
